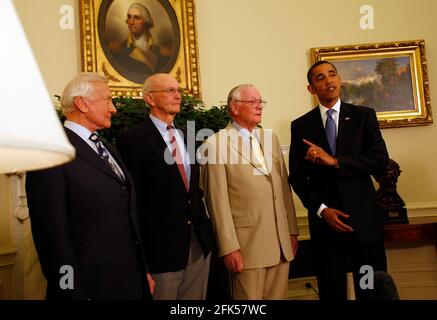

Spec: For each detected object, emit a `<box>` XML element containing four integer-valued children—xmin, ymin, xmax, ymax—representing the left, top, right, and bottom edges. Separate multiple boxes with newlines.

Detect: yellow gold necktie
<box><xmin>250</xmin><ymin>133</ymin><xmax>268</xmax><ymax>174</ymax></box>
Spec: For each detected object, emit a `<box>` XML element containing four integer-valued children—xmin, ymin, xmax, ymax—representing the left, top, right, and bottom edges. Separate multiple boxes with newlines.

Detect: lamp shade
<box><xmin>0</xmin><ymin>0</ymin><xmax>75</xmax><ymax>174</ymax></box>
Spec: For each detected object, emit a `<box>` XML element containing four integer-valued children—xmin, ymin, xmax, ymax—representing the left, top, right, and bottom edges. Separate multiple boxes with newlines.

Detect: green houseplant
<box><xmin>56</xmin><ymin>93</ymin><xmax>231</xmax><ymax>146</ymax></box>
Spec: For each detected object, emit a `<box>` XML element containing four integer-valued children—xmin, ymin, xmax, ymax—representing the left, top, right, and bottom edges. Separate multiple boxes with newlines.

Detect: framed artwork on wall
<box><xmin>311</xmin><ymin>40</ymin><xmax>432</xmax><ymax>128</ymax></box>
<box><xmin>79</xmin><ymin>0</ymin><xmax>201</xmax><ymax>97</ymax></box>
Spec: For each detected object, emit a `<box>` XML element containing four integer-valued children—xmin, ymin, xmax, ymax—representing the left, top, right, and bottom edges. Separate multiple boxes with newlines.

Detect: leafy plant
<box><xmin>55</xmin><ymin>93</ymin><xmax>231</xmax><ymax>146</ymax></box>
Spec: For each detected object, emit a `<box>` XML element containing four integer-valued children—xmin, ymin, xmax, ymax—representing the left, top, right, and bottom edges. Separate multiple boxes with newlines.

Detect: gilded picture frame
<box><xmin>311</xmin><ymin>40</ymin><xmax>432</xmax><ymax>128</ymax></box>
<box><xmin>79</xmin><ymin>0</ymin><xmax>201</xmax><ymax>97</ymax></box>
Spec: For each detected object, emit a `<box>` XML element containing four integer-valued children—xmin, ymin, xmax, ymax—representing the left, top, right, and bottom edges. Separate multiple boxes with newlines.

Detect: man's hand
<box><xmin>321</xmin><ymin>208</ymin><xmax>354</xmax><ymax>233</ymax></box>
<box><xmin>303</xmin><ymin>139</ymin><xmax>338</xmax><ymax>167</ymax></box>
<box><xmin>224</xmin><ymin>250</ymin><xmax>244</xmax><ymax>273</ymax></box>
<box><xmin>146</xmin><ymin>273</ymin><xmax>155</xmax><ymax>295</ymax></box>
<box><xmin>290</xmin><ymin>235</ymin><xmax>298</xmax><ymax>257</ymax></box>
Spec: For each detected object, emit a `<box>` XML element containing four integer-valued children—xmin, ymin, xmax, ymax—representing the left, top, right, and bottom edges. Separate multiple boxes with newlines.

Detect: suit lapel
<box><xmin>336</xmin><ymin>102</ymin><xmax>353</xmax><ymax>155</ymax></box>
<box><xmin>226</xmin><ymin>123</ymin><xmax>253</xmax><ymax>166</ymax></box>
<box><xmin>142</xmin><ymin>118</ymin><xmax>188</xmax><ymax>193</ymax></box>
<box><xmin>102</xmin><ymin>140</ymin><xmax>128</xmax><ymax>183</ymax></box>
<box><xmin>307</xmin><ymin>107</ymin><xmax>332</xmax><ymax>154</ymax></box>
<box><xmin>66</xmin><ymin>128</ymin><xmax>122</xmax><ymax>182</ymax></box>
<box><xmin>226</xmin><ymin>123</ymin><xmax>268</xmax><ymax>174</ymax></box>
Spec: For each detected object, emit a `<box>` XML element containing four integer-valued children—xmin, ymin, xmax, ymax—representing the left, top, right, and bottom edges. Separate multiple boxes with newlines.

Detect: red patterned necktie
<box><xmin>167</xmin><ymin>125</ymin><xmax>189</xmax><ymax>191</ymax></box>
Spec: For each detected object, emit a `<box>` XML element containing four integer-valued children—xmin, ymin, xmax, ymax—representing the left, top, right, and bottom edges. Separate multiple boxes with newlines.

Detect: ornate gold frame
<box><xmin>311</xmin><ymin>40</ymin><xmax>432</xmax><ymax>128</ymax></box>
<box><xmin>79</xmin><ymin>0</ymin><xmax>201</xmax><ymax>97</ymax></box>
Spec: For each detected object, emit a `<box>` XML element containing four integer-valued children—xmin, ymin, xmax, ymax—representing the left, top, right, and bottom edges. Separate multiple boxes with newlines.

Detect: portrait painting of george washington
<box><xmin>98</xmin><ymin>0</ymin><xmax>180</xmax><ymax>84</ymax></box>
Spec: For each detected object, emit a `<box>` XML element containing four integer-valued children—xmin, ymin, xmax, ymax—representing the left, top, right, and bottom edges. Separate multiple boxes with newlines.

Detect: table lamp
<box><xmin>0</xmin><ymin>0</ymin><xmax>75</xmax><ymax>174</ymax></box>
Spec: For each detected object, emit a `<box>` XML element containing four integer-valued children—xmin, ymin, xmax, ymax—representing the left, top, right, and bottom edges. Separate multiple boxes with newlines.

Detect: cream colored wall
<box><xmin>10</xmin><ymin>0</ymin><xmax>437</xmax><ymax>217</ymax></box>
<box><xmin>195</xmin><ymin>0</ymin><xmax>437</xmax><ymax>215</ymax></box>
<box><xmin>0</xmin><ymin>0</ymin><xmax>434</xmax><ymax>300</ymax></box>
<box><xmin>13</xmin><ymin>0</ymin><xmax>80</xmax><ymax>97</ymax></box>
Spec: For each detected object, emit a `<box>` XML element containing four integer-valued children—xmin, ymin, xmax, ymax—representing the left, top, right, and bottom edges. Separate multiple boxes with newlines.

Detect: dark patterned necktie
<box><xmin>325</xmin><ymin>109</ymin><xmax>337</xmax><ymax>155</ymax></box>
<box><xmin>167</xmin><ymin>125</ymin><xmax>189</xmax><ymax>191</ymax></box>
<box><xmin>89</xmin><ymin>133</ymin><xmax>124</xmax><ymax>181</ymax></box>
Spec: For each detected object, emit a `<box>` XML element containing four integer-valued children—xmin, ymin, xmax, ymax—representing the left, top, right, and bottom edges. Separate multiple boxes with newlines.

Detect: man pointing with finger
<box><xmin>288</xmin><ymin>60</ymin><xmax>389</xmax><ymax>300</ymax></box>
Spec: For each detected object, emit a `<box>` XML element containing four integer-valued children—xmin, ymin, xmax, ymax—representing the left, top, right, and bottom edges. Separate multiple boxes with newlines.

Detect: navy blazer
<box><xmin>117</xmin><ymin>117</ymin><xmax>214</xmax><ymax>274</ymax></box>
<box><xmin>26</xmin><ymin>128</ymin><xmax>150</xmax><ymax>299</ymax></box>
<box><xmin>289</xmin><ymin>102</ymin><xmax>389</xmax><ymax>243</ymax></box>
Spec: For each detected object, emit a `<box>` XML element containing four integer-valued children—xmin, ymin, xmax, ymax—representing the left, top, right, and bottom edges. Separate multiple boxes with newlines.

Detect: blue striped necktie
<box><xmin>325</xmin><ymin>109</ymin><xmax>337</xmax><ymax>155</ymax></box>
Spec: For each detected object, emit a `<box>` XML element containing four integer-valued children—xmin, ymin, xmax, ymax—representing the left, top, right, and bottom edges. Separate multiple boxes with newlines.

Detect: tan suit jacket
<box><xmin>201</xmin><ymin>124</ymin><xmax>298</xmax><ymax>269</ymax></box>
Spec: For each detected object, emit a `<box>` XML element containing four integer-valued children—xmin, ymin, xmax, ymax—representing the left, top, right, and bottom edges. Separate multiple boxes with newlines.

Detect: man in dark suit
<box><xmin>26</xmin><ymin>73</ymin><xmax>153</xmax><ymax>300</ymax></box>
<box><xmin>288</xmin><ymin>61</ymin><xmax>389</xmax><ymax>300</ymax></box>
<box><xmin>117</xmin><ymin>73</ymin><xmax>214</xmax><ymax>300</ymax></box>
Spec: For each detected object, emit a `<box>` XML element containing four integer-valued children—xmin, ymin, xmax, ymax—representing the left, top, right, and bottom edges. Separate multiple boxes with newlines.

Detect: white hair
<box><xmin>128</xmin><ymin>2</ymin><xmax>154</xmax><ymax>28</ymax></box>
<box><xmin>60</xmin><ymin>72</ymin><xmax>108</xmax><ymax>116</ymax></box>
<box><xmin>227</xmin><ymin>84</ymin><xmax>255</xmax><ymax>109</ymax></box>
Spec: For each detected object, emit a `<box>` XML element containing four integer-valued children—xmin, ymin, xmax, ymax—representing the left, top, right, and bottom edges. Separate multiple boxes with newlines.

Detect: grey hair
<box><xmin>227</xmin><ymin>84</ymin><xmax>255</xmax><ymax>110</ymax></box>
<box><xmin>60</xmin><ymin>72</ymin><xmax>108</xmax><ymax>116</ymax></box>
<box><xmin>128</xmin><ymin>2</ymin><xmax>154</xmax><ymax>29</ymax></box>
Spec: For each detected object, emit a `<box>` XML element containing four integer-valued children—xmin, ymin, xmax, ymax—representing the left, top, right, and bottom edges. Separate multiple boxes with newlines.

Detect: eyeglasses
<box><xmin>148</xmin><ymin>87</ymin><xmax>184</xmax><ymax>95</ymax></box>
<box><xmin>235</xmin><ymin>100</ymin><xmax>267</xmax><ymax>108</ymax></box>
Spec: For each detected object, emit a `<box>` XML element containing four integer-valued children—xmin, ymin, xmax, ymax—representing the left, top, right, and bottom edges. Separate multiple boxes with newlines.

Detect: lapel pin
<box><xmin>345</xmin><ymin>117</ymin><xmax>350</xmax><ymax>121</ymax></box>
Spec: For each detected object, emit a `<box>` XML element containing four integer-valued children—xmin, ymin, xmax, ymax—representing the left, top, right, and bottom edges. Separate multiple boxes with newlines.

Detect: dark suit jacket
<box><xmin>117</xmin><ymin>117</ymin><xmax>214</xmax><ymax>274</ymax></box>
<box><xmin>289</xmin><ymin>102</ymin><xmax>389</xmax><ymax>243</ymax></box>
<box><xmin>26</xmin><ymin>128</ymin><xmax>150</xmax><ymax>300</ymax></box>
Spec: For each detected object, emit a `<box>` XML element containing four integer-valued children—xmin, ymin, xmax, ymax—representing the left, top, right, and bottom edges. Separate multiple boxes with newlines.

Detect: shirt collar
<box><xmin>149</xmin><ymin>114</ymin><xmax>173</xmax><ymax>136</ymax></box>
<box><xmin>319</xmin><ymin>98</ymin><xmax>341</xmax><ymax>114</ymax></box>
<box><xmin>231</xmin><ymin>121</ymin><xmax>253</xmax><ymax>142</ymax></box>
<box><xmin>126</xmin><ymin>32</ymin><xmax>152</xmax><ymax>48</ymax></box>
<box><xmin>64</xmin><ymin>120</ymin><xmax>93</xmax><ymax>141</ymax></box>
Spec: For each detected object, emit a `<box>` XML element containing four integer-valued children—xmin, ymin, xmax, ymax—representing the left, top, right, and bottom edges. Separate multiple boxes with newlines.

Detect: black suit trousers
<box><xmin>312</xmin><ymin>226</ymin><xmax>387</xmax><ymax>300</ymax></box>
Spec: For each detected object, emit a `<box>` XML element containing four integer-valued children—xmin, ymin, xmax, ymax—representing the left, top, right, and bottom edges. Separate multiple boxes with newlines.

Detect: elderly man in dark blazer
<box><xmin>117</xmin><ymin>73</ymin><xmax>214</xmax><ymax>300</ymax></box>
<box><xmin>289</xmin><ymin>61</ymin><xmax>389</xmax><ymax>300</ymax></box>
<box><xmin>26</xmin><ymin>73</ymin><xmax>153</xmax><ymax>300</ymax></box>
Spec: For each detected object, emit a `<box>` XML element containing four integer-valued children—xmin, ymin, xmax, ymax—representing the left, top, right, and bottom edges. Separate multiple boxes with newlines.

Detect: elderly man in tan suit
<box><xmin>200</xmin><ymin>84</ymin><xmax>298</xmax><ymax>300</ymax></box>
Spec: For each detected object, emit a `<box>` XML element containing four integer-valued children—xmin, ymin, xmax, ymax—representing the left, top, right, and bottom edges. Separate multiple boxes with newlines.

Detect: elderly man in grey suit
<box><xmin>200</xmin><ymin>84</ymin><xmax>299</xmax><ymax>300</ymax></box>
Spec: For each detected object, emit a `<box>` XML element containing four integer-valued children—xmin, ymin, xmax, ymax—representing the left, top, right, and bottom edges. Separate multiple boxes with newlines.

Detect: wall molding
<box><xmin>390</xmin><ymin>263</ymin><xmax>437</xmax><ymax>273</ymax></box>
<box><xmin>295</xmin><ymin>203</ymin><xmax>437</xmax><ymax>241</ymax></box>
<box><xmin>0</xmin><ymin>247</ymin><xmax>16</xmax><ymax>271</ymax></box>
<box><xmin>295</xmin><ymin>203</ymin><xmax>437</xmax><ymax>217</ymax></box>
<box><xmin>406</xmin><ymin>201</ymin><xmax>437</xmax><ymax>209</ymax></box>
<box><xmin>405</xmin><ymin>202</ymin><xmax>437</xmax><ymax>218</ymax></box>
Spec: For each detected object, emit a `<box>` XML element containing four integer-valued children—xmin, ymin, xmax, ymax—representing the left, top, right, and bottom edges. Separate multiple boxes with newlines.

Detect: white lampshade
<box><xmin>0</xmin><ymin>0</ymin><xmax>75</xmax><ymax>174</ymax></box>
